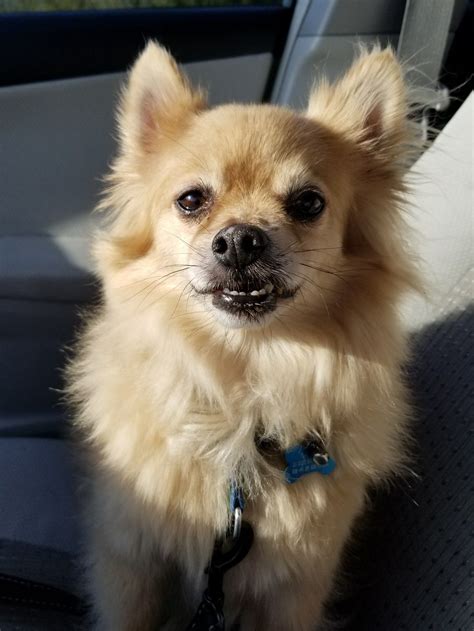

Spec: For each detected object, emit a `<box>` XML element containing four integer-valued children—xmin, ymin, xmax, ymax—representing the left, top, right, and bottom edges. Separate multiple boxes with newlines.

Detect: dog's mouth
<box><xmin>193</xmin><ymin>281</ymin><xmax>298</xmax><ymax>321</ymax></box>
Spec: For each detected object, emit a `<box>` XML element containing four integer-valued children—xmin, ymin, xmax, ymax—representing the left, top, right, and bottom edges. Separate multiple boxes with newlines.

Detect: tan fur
<box><xmin>67</xmin><ymin>42</ymin><xmax>419</xmax><ymax>630</ymax></box>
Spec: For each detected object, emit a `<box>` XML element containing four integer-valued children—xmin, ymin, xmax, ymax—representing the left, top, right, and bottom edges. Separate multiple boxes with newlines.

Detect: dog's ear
<box><xmin>118</xmin><ymin>41</ymin><xmax>206</xmax><ymax>154</ymax></box>
<box><xmin>307</xmin><ymin>47</ymin><xmax>408</xmax><ymax>159</ymax></box>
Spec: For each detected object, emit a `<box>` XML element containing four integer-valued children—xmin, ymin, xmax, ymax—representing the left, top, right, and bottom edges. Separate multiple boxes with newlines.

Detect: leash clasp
<box><xmin>231</xmin><ymin>506</ymin><xmax>242</xmax><ymax>540</ymax></box>
<box><xmin>229</xmin><ymin>481</ymin><xmax>245</xmax><ymax>540</ymax></box>
<box><xmin>187</xmin><ymin>521</ymin><xmax>254</xmax><ymax>631</ymax></box>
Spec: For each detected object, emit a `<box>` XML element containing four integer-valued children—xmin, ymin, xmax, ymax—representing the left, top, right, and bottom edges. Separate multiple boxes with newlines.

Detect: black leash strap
<box><xmin>186</xmin><ymin>520</ymin><xmax>254</xmax><ymax>630</ymax></box>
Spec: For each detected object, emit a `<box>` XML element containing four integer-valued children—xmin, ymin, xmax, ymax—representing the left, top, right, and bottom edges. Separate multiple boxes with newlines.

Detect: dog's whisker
<box><xmin>117</xmin><ymin>264</ymin><xmax>200</xmax><ymax>291</ymax></box>
<box><xmin>159</xmin><ymin>263</ymin><xmax>202</xmax><ymax>270</ymax></box>
<box><xmin>136</xmin><ymin>278</ymin><xmax>175</xmax><ymax>311</ymax></box>
<box><xmin>122</xmin><ymin>275</ymin><xmax>178</xmax><ymax>304</ymax></box>
<box><xmin>273</xmin><ymin>313</ymin><xmax>293</xmax><ymax>336</ymax></box>
<box><xmin>169</xmin><ymin>280</ymin><xmax>194</xmax><ymax>320</ymax></box>
<box><xmin>290</xmin><ymin>246</ymin><xmax>346</xmax><ymax>254</ymax></box>
<box><xmin>162</xmin><ymin>229</ymin><xmax>206</xmax><ymax>259</ymax></box>
<box><xmin>299</xmin><ymin>263</ymin><xmax>352</xmax><ymax>287</ymax></box>
<box><xmin>297</xmin><ymin>258</ymin><xmax>377</xmax><ymax>275</ymax></box>
<box><xmin>184</xmin><ymin>316</ymin><xmax>214</xmax><ymax>343</ymax></box>
<box><xmin>297</xmin><ymin>275</ymin><xmax>331</xmax><ymax>318</ymax></box>
<box><xmin>184</xmin><ymin>285</ymin><xmax>195</xmax><ymax>313</ymax></box>
<box><xmin>171</xmin><ymin>309</ymin><xmax>210</xmax><ymax>319</ymax></box>
<box><xmin>219</xmin><ymin>329</ymin><xmax>230</xmax><ymax>358</ymax></box>
<box><xmin>291</xmin><ymin>271</ymin><xmax>345</xmax><ymax>295</ymax></box>
<box><xmin>122</xmin><ymin>268</ymin><xmax>190</xmax><ymax>303</ymax></box>
<box><xmin>280</xmin><ymin>239</ymin><xmax>301</xmax><ymax>257</ymax></box>
<box><xmin>141</xmin><ymin>278</ymin><xmax>193</xmax><ymax>313</ymax></box>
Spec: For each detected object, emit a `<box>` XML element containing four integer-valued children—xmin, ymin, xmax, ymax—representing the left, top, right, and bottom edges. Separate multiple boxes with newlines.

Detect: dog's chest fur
<box><xmin>82</xmin><ymin>318</ymin><xmax>402</xmax><ymax>597</ymax></box>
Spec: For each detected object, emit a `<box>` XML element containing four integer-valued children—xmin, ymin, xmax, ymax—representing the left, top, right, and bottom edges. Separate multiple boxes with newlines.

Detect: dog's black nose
<box><xmin>212</xmin><ymin>224</ymin><xmax>269</xmax><ymax>268</ymax></box>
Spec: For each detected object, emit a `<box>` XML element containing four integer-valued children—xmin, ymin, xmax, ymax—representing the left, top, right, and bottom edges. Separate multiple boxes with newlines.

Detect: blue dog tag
<box><xmin>284</xmin><ymin>442</ymin><xmax>336</xmax><ymax>484</ymax></box>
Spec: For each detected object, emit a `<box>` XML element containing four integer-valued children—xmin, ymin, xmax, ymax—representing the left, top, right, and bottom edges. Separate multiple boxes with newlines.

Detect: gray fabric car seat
<box><xmin>0</xmin><ymin>74</ymin><xmax>109</xmax><ymax>629</ymax></box>
<box><xmin>332</xmin><ymin>283</ymin><xmax>473</xmax><ymax>631</ymax></box>
<box><xmin>329</xmin><ymin>91</ymin><xmax>473</xmax><ymax>630</ymax></box>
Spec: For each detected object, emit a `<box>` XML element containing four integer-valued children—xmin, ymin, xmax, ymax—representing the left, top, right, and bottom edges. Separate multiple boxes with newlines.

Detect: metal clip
<box><xmin>232</xmin><ymin>506</ymin><xmax>242</xmax><ymax>540</ymax></box>
<box><xmin>229</xmin><ymin>481</ymin><xmax>244</xmax><ymax>540</ymax></box>
<box><xmin>312</xmin><ymin>452</ymin><xmax>329</xmax><ymax>467</ymax></box>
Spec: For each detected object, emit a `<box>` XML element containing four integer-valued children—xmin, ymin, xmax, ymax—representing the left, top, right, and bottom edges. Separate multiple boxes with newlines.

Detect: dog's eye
<box><xmin>176</xmin><ymin>189</ymin><xmax>206</xmax><ymax>214</ymax></box>
<box><xmin>285</xmin><ymin>189</ymin><xmax>326</xmax><ymax>222</ymax></box>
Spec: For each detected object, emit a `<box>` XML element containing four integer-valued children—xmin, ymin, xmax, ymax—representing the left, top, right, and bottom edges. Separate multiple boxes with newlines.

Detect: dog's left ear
<box><xmin>307</xmin><ymin>47</ymin><xmax>408</xmax><ymax>160</ymax></box>
<box><xmin>118</xmin><ymin>41</ymin><xmax>206</xmax><ymax>155</ymax></box>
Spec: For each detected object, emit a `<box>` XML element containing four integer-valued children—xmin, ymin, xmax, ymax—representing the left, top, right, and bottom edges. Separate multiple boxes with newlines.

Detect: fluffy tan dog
<box><xmin>68</xmin><ymin>42</ymin><xmax>419</xmax><ymax>630</ymax></box>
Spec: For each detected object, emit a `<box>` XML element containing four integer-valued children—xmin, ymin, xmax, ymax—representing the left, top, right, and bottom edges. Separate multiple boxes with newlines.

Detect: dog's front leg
<box><xmin>239</xmin><ymin>582</ymin><xmax>328</xmax><ymax>631</ymax></box>
<box><xmin>87</xmin><ymin>541</ymin><xmax>166</xmax><ymax>631</ymax></box>
<box><xmin>83</xmin><ymin>476</ymin><xmax>173</xmax><ymax>631</ymax></box>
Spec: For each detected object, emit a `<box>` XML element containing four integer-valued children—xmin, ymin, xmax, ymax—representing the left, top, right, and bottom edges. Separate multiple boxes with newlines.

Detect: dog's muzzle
<box><xmin>192</xmin><ymin>223</ymin><xmax>298</xmax><ymax>323</ymax></box>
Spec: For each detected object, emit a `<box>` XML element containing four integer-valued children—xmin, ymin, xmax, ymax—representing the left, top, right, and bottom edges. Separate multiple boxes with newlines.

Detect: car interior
<box><xmin>0</xmin><ymin>0</ymin><xmax>472</xmax><ymax>629</ymax></box>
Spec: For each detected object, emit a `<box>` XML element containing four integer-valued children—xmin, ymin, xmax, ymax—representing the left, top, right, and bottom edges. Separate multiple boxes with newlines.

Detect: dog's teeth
<box><xmin>230</xmin><ymin>290</ymin><xmax>239</xmax><ymax>295</ymax></box>
<box><xmin>250</xmin><ymin>290</ymin><xmax>260</xmax><ymax>296</ymax></box>
<box><xmin>265</xmin><ymin>283</ymin><xmax>274</xmax><ymax>293</ymax></box>
<box><xmin>238</xmin><ymin>292</ymin><xmax>246</xmax><ymax>296</ymax></box>
<box><xmin>258</xmin><ymin>288</ymin><xmax>267</xmax><ymax>295</ymax></box>
<box><xmin>223</xmin><ymin>288</ymin><xmax>231</xmax><ymax>294</ymax></box>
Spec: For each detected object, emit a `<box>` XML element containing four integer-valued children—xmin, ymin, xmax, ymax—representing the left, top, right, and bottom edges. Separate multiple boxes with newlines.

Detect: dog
<box><xmin>67</xmin><ymin>42</ymin><xmax>419</xmax><ymax>630</ymax></box>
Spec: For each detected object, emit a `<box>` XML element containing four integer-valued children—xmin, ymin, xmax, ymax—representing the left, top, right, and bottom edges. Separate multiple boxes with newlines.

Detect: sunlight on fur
<box><xmin>67</xmin><ymin>41</ymin><xmax>422</xmax><ymax>630</ymax></box>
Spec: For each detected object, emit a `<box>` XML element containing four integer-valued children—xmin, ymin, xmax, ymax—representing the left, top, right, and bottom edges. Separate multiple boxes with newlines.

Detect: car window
<box><xmin>0</xmin><ymin>0</ymin><xmax>285</xmax><ymax>10</ymax></box>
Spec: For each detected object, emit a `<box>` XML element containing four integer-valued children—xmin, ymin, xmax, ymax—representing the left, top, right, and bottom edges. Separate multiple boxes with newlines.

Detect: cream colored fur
<box><xmin>67</xmin><ymin>42</ymin><xmax>419</xmax><ymax>630</ymax></box>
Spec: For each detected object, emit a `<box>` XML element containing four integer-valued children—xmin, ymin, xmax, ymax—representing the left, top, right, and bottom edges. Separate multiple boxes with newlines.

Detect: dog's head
<box><xmin>98</xmin><ymin>43</ymin><xmax>416</xmax><ymax>333</ymax></box>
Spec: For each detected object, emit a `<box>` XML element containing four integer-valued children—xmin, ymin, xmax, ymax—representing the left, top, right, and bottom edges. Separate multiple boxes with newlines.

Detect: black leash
<box><xmin>186</xmin><ymin>520</ymin><xmax>254</xmax><ymax>630</ymax></box>
<box><xmin>186</xmin><ymin>480</ymin><xmax>254</xmax><ymax>631</ymax></box>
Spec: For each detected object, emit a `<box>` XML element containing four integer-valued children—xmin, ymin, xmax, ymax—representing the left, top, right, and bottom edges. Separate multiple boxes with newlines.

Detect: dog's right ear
<box><xmin>118</xmin><ymin>41</ymin><xmax>206</xmax><ymax>155</ymax></box>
